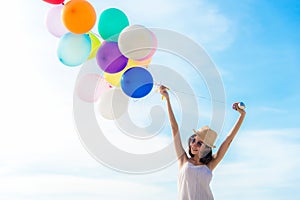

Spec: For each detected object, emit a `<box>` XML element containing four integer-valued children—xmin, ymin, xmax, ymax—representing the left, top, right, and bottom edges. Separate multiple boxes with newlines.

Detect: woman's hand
<box><xmin>159</xmin><ymin>85</ymin><xmax>169</xmax><ymax>99</ymax></box>
<box><xmin>232</xmin><ymin>102</ymin><xmax>246</xmax><ymax>116</ymax></box>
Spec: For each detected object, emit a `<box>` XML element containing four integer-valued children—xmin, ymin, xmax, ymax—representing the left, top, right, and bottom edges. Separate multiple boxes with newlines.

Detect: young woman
<box><xmin>159</xmin><ymin>85</ymin><xmax>246</xmax><ymax>200</ymax></box>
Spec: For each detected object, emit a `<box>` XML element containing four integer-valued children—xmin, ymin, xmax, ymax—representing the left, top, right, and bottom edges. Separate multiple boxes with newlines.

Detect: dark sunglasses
<box><xmin>190</xmin><ymin>137</ymin><xmax>203</xmax><ymax>147</ymax></box>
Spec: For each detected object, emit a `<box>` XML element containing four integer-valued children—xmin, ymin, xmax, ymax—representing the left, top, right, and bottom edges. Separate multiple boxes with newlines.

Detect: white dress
<box><xmin>178</xmin><ymin>162</ymin><xmax>214</xmax><ymax>200</ymax></box>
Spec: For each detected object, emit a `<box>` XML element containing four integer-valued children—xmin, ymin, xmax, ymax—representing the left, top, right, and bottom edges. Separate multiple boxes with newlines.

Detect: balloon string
<box><xmin>126</xmin><ymin>82</ymin><xmax>225</xmax><ymax>103</ymax></box>
<box><xmin>153</xmin><ymin>82</ymin><xmax>225</xmax><ymax>103</ymax></box>
<box><xmin>171</xmin><ymin>90</ymin><xmax>224</xmax><ymax>103</ymax></box>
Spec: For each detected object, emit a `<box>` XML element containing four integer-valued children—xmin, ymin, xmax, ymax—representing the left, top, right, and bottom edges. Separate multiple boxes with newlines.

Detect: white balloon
<box><xmin>118</xmin><ymin>25</ymin><xmax>157</xmax><ymax>60</ymax></box>
<box><xmin>98</xmin><ymin>88</ymin><xmax>129</xmax><ymax>120</ymax></box>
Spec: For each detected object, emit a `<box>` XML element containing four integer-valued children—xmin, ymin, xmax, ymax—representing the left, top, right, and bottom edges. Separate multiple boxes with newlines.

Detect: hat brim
<box><xmin>193</xmin><ymin>129</ymin><xmax>216</xmax><ymax>148</ymax></box>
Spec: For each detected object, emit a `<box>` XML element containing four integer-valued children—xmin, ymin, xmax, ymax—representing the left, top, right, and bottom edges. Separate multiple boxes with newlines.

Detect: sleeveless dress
<box><xmin>178</xmin><ymin>162</ymin><xmax>214</xmax><ymax>200</ymax></box>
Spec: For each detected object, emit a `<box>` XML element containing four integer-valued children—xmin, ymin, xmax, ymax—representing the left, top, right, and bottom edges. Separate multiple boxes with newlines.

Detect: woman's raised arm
<box><xmin>159</xmin><ymin>85</ymin><xmax>188</xmax><ymax>168</ymax></box>
<box><xmin>209</xmin><ymin>102</ymin><xmax>246</xmax><ymax>170</ymax></box>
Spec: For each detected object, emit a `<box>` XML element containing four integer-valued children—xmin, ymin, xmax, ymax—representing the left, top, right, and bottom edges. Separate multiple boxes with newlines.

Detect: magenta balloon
<box><xmin>43</xmin><ymin>0</ymin><xmax>64</xmax><ymax>4</ymax></box>
<box><xmin>46</xmin><ymin>5</ymin><xmax>68</xmax><ymax>38</ymax></box>
<box><xmin>96</xmin><ymin>41</ymin><xmax>128</xmax><ymax>73</ymax></box>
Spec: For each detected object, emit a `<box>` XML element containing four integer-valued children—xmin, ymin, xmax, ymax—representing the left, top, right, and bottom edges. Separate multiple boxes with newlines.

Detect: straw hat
<box><xmin>193</xmin><ymin>126</ymin><xmax>218</xmax><ymax>148</ymax></box>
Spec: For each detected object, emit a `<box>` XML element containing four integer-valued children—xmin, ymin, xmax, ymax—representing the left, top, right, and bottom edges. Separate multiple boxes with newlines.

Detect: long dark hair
<box><xmin>188</xmin><ymin>134</ymin><xmax>213</xmax><ymax>165</ymax></box>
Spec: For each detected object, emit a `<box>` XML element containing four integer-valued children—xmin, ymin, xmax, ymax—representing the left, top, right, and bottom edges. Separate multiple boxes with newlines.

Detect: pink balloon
<box><xmin>45</xmin><ymin>5</ymin><xmax>68</xmax><ymax>38</ymax></box>
<box><xmin>76</xmin><ymin>73</ymin><xmax>112</xmax><ymax>102</ymax></box>
<box><xmin>137</xmin><ymin>29</ymin><xmax>158</xmax><ymax>61</ymax></box>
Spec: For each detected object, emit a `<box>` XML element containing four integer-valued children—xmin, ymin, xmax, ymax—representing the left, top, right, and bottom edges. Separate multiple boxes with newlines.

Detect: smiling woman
<box><xmin>159</xmin><ymin>85</ymin><xmax>246</xmax><ymax>200</ymax></box>
<box><xmin>1</xmin><ymin>0</ymin><xmax>298</xmax><ymax>199</ymax></box>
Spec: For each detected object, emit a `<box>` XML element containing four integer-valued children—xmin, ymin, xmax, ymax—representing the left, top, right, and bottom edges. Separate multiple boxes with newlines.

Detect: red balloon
<box><xmin>42</xmin><ymin>0</ymin><xmax>64</xmax><ymax>4</ymax></box>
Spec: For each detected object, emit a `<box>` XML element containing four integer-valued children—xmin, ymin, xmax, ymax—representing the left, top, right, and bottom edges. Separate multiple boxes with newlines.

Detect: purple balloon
<box><xmin>96</xmin><ymin>41</ymin><xmax>128</xmax><ymax>73</ymax></box>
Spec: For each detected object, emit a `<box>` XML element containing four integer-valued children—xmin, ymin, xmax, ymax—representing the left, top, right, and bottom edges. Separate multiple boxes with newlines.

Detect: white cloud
<box><xmin>258</xmin><ymin>106</ymin><xmax>288</xmax><ymax>113</ymax></box>
<box><xmin>212</xmin><ymin>128</ymin><xmax>300</xmax><ymax>199</ymax></box>
<box><xmin>0</xmin><ymin>174</ymin><xmax>174</xmax><ymax>200</ymax></box>
<box><xmin>87</xmin><ymin>0</ymin><xmax>234</xmax><ymax>51</ymax></box>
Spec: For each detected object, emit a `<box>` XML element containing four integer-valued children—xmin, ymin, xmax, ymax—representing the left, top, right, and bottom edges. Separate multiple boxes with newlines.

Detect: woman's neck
<box><xmin>189</xmin><ymin>157</ymin><xmax>203</xmax><ymax>165</ymax></box>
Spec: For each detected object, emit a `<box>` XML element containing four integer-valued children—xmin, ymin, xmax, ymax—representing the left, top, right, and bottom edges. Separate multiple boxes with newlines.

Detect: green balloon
<box><xmin>98</xmin><ymin>8</ymin><xmax>129</xmax><ymax>42</ymax></box>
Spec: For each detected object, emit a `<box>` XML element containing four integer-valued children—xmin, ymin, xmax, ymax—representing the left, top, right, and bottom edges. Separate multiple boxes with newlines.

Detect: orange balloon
<box><xmin>62</xmin><ymin>0</ymin><xmax>96</xmax><ymax>34</ymax></box>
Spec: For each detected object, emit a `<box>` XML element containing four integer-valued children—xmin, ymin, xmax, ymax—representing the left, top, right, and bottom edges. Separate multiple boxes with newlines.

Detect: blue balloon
<box><xmin>121</xmin><ymin>67</ymin><xmax>153</xmax><ymax>98</ymax></box>
<box><xmin>57</xmin><ymin>33</ymin><xmax>91</xmax><ymax>67</ymax></box>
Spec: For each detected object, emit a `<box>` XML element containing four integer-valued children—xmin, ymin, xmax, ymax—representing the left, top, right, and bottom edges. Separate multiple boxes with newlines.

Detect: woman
<box><xmin>159</xmin><ymin>85</ymin><xmax>246</xmax><ymax>200</ymax></box>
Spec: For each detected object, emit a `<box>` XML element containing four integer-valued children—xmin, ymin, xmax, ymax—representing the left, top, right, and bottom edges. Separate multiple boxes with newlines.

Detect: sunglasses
<box><xmin>190</xmin><ymin>137</ymin><xmax>203</xmax><ymax>147</ymax></box>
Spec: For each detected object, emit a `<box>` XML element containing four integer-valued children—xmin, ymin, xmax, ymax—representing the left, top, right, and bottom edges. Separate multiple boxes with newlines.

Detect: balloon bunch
<box><xmin>43</xmin><ymin>0</ymin><xmax>158</xmax><ymax>105</ymax></box>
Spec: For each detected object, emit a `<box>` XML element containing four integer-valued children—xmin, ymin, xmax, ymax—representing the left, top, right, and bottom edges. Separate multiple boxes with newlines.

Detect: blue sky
<box><xmin>0</xmin><ymin>0</ymin><xmax>299</xmax><ymax>199</ymax></box>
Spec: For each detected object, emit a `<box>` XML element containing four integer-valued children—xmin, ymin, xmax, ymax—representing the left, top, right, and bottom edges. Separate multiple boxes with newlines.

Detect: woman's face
<box><xmin>190</xmin><ymin>135</ymin><xmax>204</xmax><ymax>155</ymax></box>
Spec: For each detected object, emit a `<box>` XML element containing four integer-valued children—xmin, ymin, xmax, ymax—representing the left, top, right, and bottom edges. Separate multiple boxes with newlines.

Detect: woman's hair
<box><xmin>188</xmin><ymin>134</ymin><xmax>213</xmax><ymax>165</ymax></box>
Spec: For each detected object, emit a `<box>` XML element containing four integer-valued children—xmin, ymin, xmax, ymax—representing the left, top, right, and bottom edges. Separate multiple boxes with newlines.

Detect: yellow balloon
<box><xmin>104</xmin><ymin>65</ymin><xmax>133</xmax><ymax>87</ymax></box>
<box><xmin>127</xmin><ymin>57</ymin><xmax>152</xmax><ymax>68</ymax></box>
<box><xmin>88</xmin><ymin>32</ymin><xmax>101</xmax><ymax>60</ymax></box>
<box><xmin>104</xmin><ymin>57</ymin><xmax>152</xmax><ymax>87</ymax></box>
